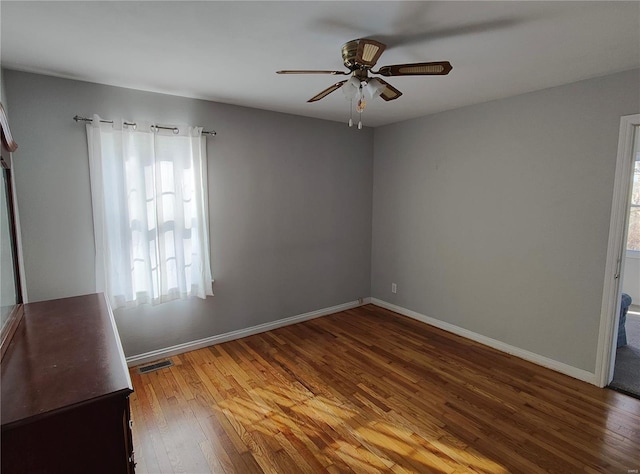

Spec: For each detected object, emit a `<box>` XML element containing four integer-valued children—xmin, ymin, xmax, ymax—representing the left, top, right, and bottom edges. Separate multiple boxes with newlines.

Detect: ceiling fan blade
<box><xmin>375</xmin><ymin>79</ymin><xmax>403</xmax><ymax>101</ymax></box>
<box><xmin>277</xmin><ymin>70</ymin><xmax>348</xmax><ymax>75</ymax></box>
<box><xmin>374</xmin><ymin>61</ymin><xmax>452</xmax><ymax>77</ymax></box>
<box><xmin>342</xmin><ymin>38</ymin><xmax>386</xmax><ymax>68</ymax></box>
<box><xmin>307</xmin><ymin>80</ymin><xmax>348</xmax><ymax>103</ymax></box>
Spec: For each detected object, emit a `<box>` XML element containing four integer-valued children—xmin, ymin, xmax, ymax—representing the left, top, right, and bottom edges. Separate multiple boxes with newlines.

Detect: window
<box><xmin>86</xmin><ymin>116</ymin><xmax>212</xmax><ymax>310</ymax></box>
<box><xmin>628</xmin><ymin>150</ymin><xmax>640</xmax><ymax>252</ymax></box>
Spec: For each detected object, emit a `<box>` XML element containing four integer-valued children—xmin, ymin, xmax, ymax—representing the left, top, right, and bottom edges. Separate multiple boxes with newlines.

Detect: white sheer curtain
<box><xmin>87</xmin><ymin>115</ymin><xmax>213</xmax><ymax>310</ymax></box>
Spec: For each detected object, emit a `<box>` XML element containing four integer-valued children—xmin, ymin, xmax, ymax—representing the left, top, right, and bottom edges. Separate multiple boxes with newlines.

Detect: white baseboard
<box><xmin>126</xmin><ymin>297</ymin><xmax>371</xmax><ymax>367</ymax></box>
<box><xmin>370</xmin><ymin>298</ymin><xmax>597</xmax><ymax>385</ymax></box>
<box><xmin>127</xmin><ymin>296</ymin><xmax>598</xmax><ymax>386</ymax></box>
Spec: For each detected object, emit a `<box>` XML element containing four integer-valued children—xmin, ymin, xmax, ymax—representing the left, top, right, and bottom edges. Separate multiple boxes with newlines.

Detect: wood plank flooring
<box><xmin>129</xmin><ymin>304</ymin><xmax>640</xmax><ymax>473</ymax></box>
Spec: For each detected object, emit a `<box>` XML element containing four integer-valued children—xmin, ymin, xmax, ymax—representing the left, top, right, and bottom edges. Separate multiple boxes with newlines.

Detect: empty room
<box><xmin>1</xmin><ymin>1</ymin><xmax>639</xmax><ymax>472</ymax></box>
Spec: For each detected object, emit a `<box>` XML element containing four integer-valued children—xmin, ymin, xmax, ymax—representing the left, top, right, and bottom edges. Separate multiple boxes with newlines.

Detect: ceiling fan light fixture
<box><xmin>341</xmin><ymin>76</ymin><xmax>361</xmax><ymax>99</ymax></box>
<box><xmin>365</xmin><ymin>78</ymin><xmax>386</xmax><ymax>100</ymax></box>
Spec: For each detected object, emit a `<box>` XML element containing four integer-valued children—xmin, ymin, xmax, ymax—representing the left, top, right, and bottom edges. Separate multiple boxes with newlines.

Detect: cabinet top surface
<box><xmin>1</xmin><ymin>293</ymin><xmax>132</xmax><ymax>428</ymax></box>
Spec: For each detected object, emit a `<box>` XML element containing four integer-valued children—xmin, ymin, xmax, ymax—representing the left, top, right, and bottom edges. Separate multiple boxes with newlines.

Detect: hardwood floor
<box><xmin>129</xmin><ymin>304</ymin><xmax>640</xmax><ymax>473</ymax></box>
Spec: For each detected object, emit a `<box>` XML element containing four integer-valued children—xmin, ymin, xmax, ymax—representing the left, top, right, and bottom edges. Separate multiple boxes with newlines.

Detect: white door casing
<box><xmin>596</xmin><ymin>114</ymin><xmax>640</xmax><ymax>387</ymax></box>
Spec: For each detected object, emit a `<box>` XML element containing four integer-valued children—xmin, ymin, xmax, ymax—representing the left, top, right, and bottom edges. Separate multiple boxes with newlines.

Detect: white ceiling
<box><xmin>1</xmin><ymin>1</ymin><xmax>639</xmax><ymax>127</ymax></box>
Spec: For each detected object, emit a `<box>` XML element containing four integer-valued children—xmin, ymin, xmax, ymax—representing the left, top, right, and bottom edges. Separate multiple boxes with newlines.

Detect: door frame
<box><xmin>595</xmin><ymin>114</ymin><xmax>640</xmax><ymax>387</ymax></box>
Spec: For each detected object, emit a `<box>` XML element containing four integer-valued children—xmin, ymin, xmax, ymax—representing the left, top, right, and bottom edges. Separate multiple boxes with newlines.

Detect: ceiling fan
<box><xmin>277</xmin><ymin>38</ymin><xmax>452</xmax><ymax>119</ymax></box>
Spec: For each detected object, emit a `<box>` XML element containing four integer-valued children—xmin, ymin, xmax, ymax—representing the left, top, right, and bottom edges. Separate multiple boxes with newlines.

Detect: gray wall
<box><xmin>5</xmin><ymin>66</ymin><xmax>639</xmax><ymax>373</ymax></box>
<box><xmin>4</xmin><ymin>70</ymin><xmax>373</xmax><ymax>356</ymax></box>
<box><xmin>372</xmin><ymin>69</ymin><xmax>640</xmax><ymax>372</ymax></box>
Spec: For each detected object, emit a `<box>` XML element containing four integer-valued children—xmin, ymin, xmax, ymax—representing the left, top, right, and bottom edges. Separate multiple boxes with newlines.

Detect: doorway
<box><xmin>610</xmin><ymin>124</ymin><xmax>640</xmax><ymax>397</ymax></box>
<box><xmin>596</xmin><ymin>114</ymin><xmax>640</xmax><ymax>389</ymax></box>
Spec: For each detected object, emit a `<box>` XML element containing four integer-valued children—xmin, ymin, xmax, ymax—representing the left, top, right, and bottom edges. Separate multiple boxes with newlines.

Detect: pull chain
<box><xmin>348</xmin><ymin>98</ymin><xmax>353</xmax><ymax>127</ymax></box>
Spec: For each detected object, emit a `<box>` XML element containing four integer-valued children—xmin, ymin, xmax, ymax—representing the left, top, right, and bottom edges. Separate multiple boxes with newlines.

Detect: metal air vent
<box><xmin>137</xmin><ymin>359</ymin><xmax>174</xmax><ymax>374</ymax></box>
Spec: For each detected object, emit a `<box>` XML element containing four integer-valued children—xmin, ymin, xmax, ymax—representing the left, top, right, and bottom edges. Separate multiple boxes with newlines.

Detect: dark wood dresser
<box><xmin>1</xmin><ymin>293</ymin><xmax>135</xmax><ymax>473</ymax></box>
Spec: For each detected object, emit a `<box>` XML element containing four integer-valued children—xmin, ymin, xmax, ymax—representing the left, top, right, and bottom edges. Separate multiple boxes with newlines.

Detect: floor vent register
<box><xmin>137</xmin><ymin>359</ymin><xmax>174</xmax><ymax>374</ymax></box>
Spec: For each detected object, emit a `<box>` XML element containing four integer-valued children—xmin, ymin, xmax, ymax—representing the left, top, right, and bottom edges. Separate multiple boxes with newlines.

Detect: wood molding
<box><xmin>0</xmin><ymin>304</ymin><xmax>23</xmax><ymax>361</ymax></box>
<box><xmin>0</xmin><ymin>122</ymin><xmax>23</xmax><ymax>360</ymax></box>
<box><xmin>0</xmin><ymin>103</ymin><xmax>18</xmax><ymax>153</ymax></box>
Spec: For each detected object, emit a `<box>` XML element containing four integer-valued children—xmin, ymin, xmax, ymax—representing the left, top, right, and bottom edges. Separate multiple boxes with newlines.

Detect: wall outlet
<box><xmin>358</xmin><ymin>297</ymin><xmax>363</xmax><ymax>304</ymax></box>
<box><xmin>391</xmin><ymin>283</ymin><xmax>397</xmax><ymax>294</ymax></box>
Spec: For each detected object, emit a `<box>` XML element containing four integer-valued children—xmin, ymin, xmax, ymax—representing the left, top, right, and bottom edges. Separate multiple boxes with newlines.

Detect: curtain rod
<box><xmin>73</xmin><ymin>115</ymin><xmax>216</xmax><ymax>136</ymax></box>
